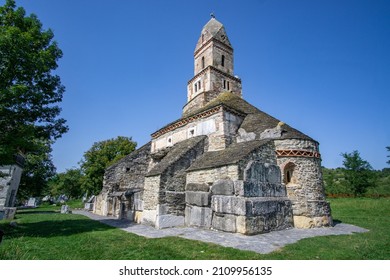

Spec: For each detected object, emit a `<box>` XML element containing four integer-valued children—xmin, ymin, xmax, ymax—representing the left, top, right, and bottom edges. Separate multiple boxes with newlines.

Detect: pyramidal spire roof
<box><xmin>195</xmin><ymin>16</ymin><xmax>232</xmax><ymax>52</ymax></box>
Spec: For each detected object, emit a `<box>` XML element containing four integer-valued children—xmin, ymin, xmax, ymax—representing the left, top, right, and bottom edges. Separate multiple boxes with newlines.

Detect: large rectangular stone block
<box><xmin>211</xmin><ymin>195</ymin><xmax>248</xmax><ymax>215</ymax></box>
<box><xmin>249</xmin><ymin>198</ymin><xmax>292</xmax><ymax>216</ymax></box>
<box><xmin>185</xmin><ymin>183</ymin><xmax>209</xmax><ymax>192</ymax></box>
<box><xmin>237</xmin><ymin>210</ymin><xmax>293</xmax><ymax>235</ymax></box>
<box><xmin>156</xmin><ymin>214</ymin><xmax>184</xmax><ymax>229</ymax></box>
<box><xmin>242</xmin><ymin>181</ymin><xmax>287</xmax><ymax>197</ymax></box>
<box><xmin>212</xmin><ymin>213</ymin><xmax>237</xmax><ymax>232</ymax></box>
<box><xmin>210</xmin><ymin>179</ymin><xmax>234</xmax><ymax>195</ymax></box>
<box><xmin>185</xmin><ymin>205</ymin><xmax>212</xmax><ymax>228</ymax></box>
<box><xmin>142</xmin><ymin>209</ymin><xmax>156</xmax><ymax>226</ymax></box>
<box><xmin>185</xmin><ymin>191</ymin><xmax>210</xmax><ymax>206</ymax></box>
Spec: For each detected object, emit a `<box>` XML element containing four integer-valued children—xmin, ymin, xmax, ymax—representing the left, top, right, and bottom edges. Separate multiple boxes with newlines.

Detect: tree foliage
<box><xmin>387</xmin><ymin>146</ymin><xmax>390</xmax><ymax>165</ymax></box>
<box><xmin>80</xmin><ymin>136</ymin><xmax>137</xmax><ymax>195</ymax></box>
<box><xmin>48</xmin><ymin>168</ymin><xmax>84</xmax><ymax>198</ymax></box>
<box><xmin>17</xmin><ymin>140</ymin><xmax>56</xmax><ymax>200</ymax></box>
<box><xmin>341</xmin><ymin>150</ymin><xmax>375</xmax><ymax>196</ymax></box>
<box><xmin>0</xmin><ymin>0</ymin><xmax>67</xmax><ymax>164</ymax></box>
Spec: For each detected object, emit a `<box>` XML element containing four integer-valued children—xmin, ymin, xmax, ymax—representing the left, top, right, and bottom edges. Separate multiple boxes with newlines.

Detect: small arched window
<box><xmin>201</xmin><ymin>56</ymin><xmax>205</xmax><ymax>69</ymax></box>
<box><xmin>284</xmin><ymin>162</ymin><xmax>296</xmax><ymax>185</ymax></box>
<box><xmin>221</xmin><ymin>55</ymin><xmax>225</xmax><ymax>67</ymax></box>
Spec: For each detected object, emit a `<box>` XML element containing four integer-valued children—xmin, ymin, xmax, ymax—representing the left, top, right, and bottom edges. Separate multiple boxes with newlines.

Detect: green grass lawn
<box><xmin>0</xmin><ymin>198</ymin><xmax>389</xmax><ymax>260</ymax></box>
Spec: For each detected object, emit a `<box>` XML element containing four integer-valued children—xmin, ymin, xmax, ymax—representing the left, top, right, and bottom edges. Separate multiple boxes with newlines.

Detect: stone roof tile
<box><xmin>187</xmin><ymin>139</ymin><xmax>271</xmax><ymax>172</ymax></box>
<box><xmin>147</xmin><ymin>135</ymin><xmax>207</xmax><ymax>176</ymax></box>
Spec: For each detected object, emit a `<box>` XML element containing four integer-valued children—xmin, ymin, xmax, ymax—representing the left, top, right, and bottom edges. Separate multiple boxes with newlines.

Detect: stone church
<box><xmin>93</xmin><ymin>16</ymin><xmax>332</xmax><ymax>235</ymax></box>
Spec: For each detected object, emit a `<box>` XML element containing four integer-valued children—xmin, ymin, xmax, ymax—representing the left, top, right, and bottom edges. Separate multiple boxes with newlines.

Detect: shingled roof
<box><xmin>147</xmin><ymin>135</ymin><xmax>207</xmax><ymax>177</ymax></box>
<box><xmin>183</xmin><ymin>92</ymin><xmax>316</xmax><ymax>142</ymax></box>
<box><xmin>187</xmin><ymin>139</ymin><xmax>271</xmax><ymax>172</ymax></box>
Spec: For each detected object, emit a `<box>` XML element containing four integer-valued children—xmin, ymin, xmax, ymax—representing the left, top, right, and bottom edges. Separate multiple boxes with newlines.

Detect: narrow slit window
<box><xmin>227</xmin><ymin>81</ymin><xmax>230</xmax><ymax>91</ymax></box>
<box><xmin>286</xmin><ymin>170</ymin><xmax>291</xmax><ymax>183</ymax></box>
<box><xmin>201</xmin><ymin>56</ymin><xmax>205</xmax><ymax>69</ymax></box>
<box><xmin>221</xmin><ymin>55</ymin><xmax>225</xmax><ymax>67</ymax></box>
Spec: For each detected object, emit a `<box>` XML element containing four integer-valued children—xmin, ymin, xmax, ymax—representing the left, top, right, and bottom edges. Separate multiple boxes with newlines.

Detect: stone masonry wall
<box><xmin>185</xmin><ymin>141</ymin><xmax>294</xmax><ymax>234</ymax></box>
<box><xmin>274</xmin><ymin>139</ymin><xmax>332</xmax><ymax>228</ymax></box>
<box><xmin>152</xmin><ymin>108</ymin><xmax>243</xmax><ymax>153</ymax></box>
<box><xmin>142</xmin><ymin>137</ymin><xmax>208</xmax><ymax>228</ymax></box>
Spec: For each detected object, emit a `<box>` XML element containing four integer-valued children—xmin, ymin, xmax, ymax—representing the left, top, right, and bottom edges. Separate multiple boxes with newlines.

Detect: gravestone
<box><xmin>84</xmin><ymin>203</ymin><xmax>94</xmax><ymax>211</ymax></box>
<box><xmin>27</xmin><ymin>197</ymin><xmax>37</xmax><ymax>207</ymax></box>
<box><xmin>60</xmin><ymin>205</ymin><xmax>71</xmax><ymax>214</ymax></box>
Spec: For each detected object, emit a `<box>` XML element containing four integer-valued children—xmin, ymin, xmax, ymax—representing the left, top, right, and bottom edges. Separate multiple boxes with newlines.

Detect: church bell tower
<box><xmin>183</xmin><ymin>15</ymin><xmax>242</xmax><ymax>116</ymax></box>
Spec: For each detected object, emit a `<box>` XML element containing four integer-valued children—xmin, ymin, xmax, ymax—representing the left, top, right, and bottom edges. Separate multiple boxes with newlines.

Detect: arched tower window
<box><xmin>221</xmin><ymin>55</ymin><xmax>225</xmax><ymax>67</ymax></box>
<box><xmin>284</xmin><ymin>162</ymin><xmax>296</xmax><ymax>185</ymax></box>
<box><xmin>201</xmin><ymin>56</ymin><xmax>205</xmax><ymax>69</ymax></box>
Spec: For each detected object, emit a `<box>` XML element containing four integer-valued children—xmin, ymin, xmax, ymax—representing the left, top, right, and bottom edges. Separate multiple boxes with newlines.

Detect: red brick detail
<box><xmin>276</xmin><ymin>150</ymin><xmax>321</xmax><ymax>159</ymax></box>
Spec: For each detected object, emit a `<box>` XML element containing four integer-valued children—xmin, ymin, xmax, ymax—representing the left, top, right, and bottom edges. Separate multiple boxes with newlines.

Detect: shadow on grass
<box><xmin>3</xmin><ymin>215</ymin><xmax>114</xmax><ymax>240</ymax></box>
<box><xmin>15</xmin><ymin>210</ymin><xmax>59</xmax><ymax>215</ymax></box>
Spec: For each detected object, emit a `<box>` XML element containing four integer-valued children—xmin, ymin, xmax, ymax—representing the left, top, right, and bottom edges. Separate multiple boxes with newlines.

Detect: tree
<box><xmin>341</xmin><ymin>150</ymin><xmax>374</xmax><ymax>196</ymax></box>
<box><xmin>48</xmin><ymin>168</ymin><xmax>84</xmax><ymax>199</ymax></box>
<box><xmin>0</xmin><ymin>0</ymin><xmax>68</xmax><ymax>164</ymax></box>
<box><xmin>80</xmin><ymin>136</ymin><xmax>137</xmax><ymax>194</ymax></box>
<box><xmin>386</xmin><ymin>146</ymin><xmax>390</xmax><ymax>165</ymax></box>
<box><xmin>17</xmin><ymin>140</ymin><xmax>56</xmax><ymax>200</ymax></box>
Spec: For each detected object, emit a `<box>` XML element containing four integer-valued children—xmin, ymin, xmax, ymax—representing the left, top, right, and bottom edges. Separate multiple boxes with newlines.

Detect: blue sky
<box><xmin>5</xmin><ymin>0</ymin><xmax>390</xmax><ymax>172</ymax></box>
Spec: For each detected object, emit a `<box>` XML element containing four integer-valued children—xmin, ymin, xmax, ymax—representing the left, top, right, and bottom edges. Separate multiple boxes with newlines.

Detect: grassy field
<box><xmin>0</xmin><ymin>198</ymin><xmax>389</xmax><ymax>260</ymax></box>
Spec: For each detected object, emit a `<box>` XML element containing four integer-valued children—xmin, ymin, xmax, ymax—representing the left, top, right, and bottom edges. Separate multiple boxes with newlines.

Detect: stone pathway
<box><xmin>73</xmin><ymin>210</ymin><xmax>368</xmax><ymax>254</ymax></box>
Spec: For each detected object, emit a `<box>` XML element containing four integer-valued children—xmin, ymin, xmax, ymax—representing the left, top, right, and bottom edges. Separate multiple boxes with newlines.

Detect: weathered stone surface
<box><xmin>186</xmin><ymin>183</ymin><xmax>209</xmax><ymax>192</ymax></box>
<box><xmin>185</xmin><ymin>191</ymin><xmax>210</xmax><ymax>206</ymax></box>
<box><xmin>293</xmin><ymin>216</ymin><xmax>315</xmax><ymax>229</ymax></box>
<box><xmin>156</xmin><ymin>214</ymin><xmax>184</xmax><ymax>229</ymax></box>
<box><xmin>185</xmin><ymin>205</ymin><xmax>212</xmax><ymax>228</ymax></box>
<box><xmin>102</xmin><ymin>142</ymin><xmax>151</xmax><ymax>193</ymax></box>
<box><xmin>250</xmin><ymin>198</ymin><xmax>292</xmax><ymax>216</ymax></box>
<box><xmin>242</xmin><ymin>182</ymin><xmax>286</xmax><ymax>197</ymax></box>
<box><xmin>211</xmin><ymin>195</ymin><xmax>247</xmax><ymax>216</ymax></box>
<box><xmin>210</xmin><ymin>179</ymin><xmax>234</xmax><ymax>195</ymax></box>
<box><xmin>259</xmin><ymin>125</ymin><xmax>282</xmax><ymax>140</ymax></box>
<box><xmin>236</xmin><ymin>128</ymin><xmax>256</xmax><ymax>143</ymax></box>
<box><xmin>165</xmin><ymin>191</ymin><xmax>186</xmax><ymax>215</ymax></box>
<box><xmin>0</xmin><ymin>207</ymin><xmax>16</xmax><ymax>220</ymax></box>
<box><xmin>142</xmin><ymin>209</ymin><xmax>156</xmax><ymax>226</ymax></box>
<box><xmin>0</xmin><ymin>163</ymin><xmax>23</xmax><ymax>209</ymax></box>
<box><xmin>244</xmin><ymin>161</ymin><xmax>281</xmax><ymax>184</ymax></box>
<box><xmin>134</xmin><ymin>211</ymin><xmax>143</xmax><ymax>223</ymax></box>
<box><xmin>133</xmin><ymin>192</ymin><xmax>144</xmax><ymax>211</ymax></box>
<box><xmin>237</xmin><ymin>212</ymin><xmax>293</xmax><ymax>235</ymax></box>
<box><xmin>274</xmin><ymin>139</ymin><xmax>332</xmax><ymax>227</ymax></box>
<box><xmin>212</xmin><ymin>196</ymin><xmax>292</xmax><ymax>218</ymax></box>
<box><xmin>306</xmin><ymin>200</ymin><xmax>332</xmax><ymax>217</ymax></box>
<box><xmin>212</xmin><ymin>213</ymin><xmax>237</xmax><ymax>232</ymax></box>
